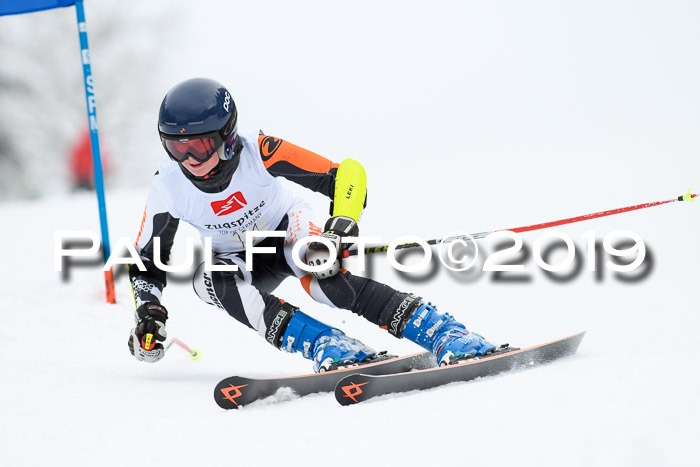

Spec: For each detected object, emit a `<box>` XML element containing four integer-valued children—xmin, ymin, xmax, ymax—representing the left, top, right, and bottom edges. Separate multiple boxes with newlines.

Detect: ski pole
<box><xmin>165</xmin><ymin>338</ymin><xmax>201</xmax><ymax>360</ymax></box>
<box><xmin>347</xmin><ymin>188</ymin><xmax>696</xmax><ymax>257</ymax></box>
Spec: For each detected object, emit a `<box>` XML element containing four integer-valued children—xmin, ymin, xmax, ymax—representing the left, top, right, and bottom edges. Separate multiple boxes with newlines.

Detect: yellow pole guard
<box><xmin>333</xmin><ymin>158</ymin><xmax>367</xmax><ymax>222</ymax></box>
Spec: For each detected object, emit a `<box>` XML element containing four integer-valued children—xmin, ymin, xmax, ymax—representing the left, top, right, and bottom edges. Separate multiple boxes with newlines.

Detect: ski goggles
<box><xmin>160</xmin><ymin>132</ymin><xmax>224</xmax><ymax>162</ymax></box>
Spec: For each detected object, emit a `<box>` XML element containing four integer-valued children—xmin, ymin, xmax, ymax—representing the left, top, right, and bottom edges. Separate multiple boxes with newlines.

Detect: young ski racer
<box><xmin>128</xmin><ymin>78</ymin><xmax>496</xmax><ymax>372</ymax></box>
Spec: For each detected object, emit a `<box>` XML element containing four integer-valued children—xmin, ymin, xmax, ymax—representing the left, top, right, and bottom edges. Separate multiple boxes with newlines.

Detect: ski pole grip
<box><xmin>142</xmin><ymin>333</ymin><xmax>155</xmax><ymax>351</ymax></box>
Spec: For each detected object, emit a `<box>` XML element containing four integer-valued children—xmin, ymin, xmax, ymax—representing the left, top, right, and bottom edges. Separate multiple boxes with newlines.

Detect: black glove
<box><xmin>128</xmin><ymin>302</ymin><xmax>168</xmax><ymax>363</ymax></box>
<box><xmin>306</xmin><ymin>216</ymin><xmax>359</xmax><ymax>279</ymax></box>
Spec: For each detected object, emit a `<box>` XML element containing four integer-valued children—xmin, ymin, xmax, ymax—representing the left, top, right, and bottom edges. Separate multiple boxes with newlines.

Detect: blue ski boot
<box><xmin>389</xmin><ymin>296</ymin><xmax>496</xmax><ymax>366</ymax></box>
<box><xmin>279</xmin><ymin>309</ymin><xmax>377</xmax><ymax>373</ymax></box>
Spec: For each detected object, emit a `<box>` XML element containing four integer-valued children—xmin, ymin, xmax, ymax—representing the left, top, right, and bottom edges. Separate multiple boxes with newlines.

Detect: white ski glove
<box><xmin>305</xmin><ymin>216</ymin><xmax>358</xmax><ymax>279</ymax></box>
<box><xmin>128</xmin><ymin>302</ymin><xmax>168</xmax><ymax>363</ymax></box>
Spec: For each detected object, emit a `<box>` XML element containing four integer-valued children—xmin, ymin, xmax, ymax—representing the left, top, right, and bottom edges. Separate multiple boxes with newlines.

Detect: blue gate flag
<box><xmin>0</xmin><ymin>0</ymin><xmax>117</xmax><ymax>303</ymax></box>
<box><xmin>0</xmin><ymin>0</ymin><xmax>76</xmax><ymax>16</ymax></box>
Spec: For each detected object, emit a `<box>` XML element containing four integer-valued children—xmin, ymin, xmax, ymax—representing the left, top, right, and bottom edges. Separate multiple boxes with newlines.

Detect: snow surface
<box><xmin>2</xmin><ymin>1</ymin><xmax>700</xmax><ymax>466</ymax></box>
<box><xmin>3</xmin><ymin>183</ymin><xmax>698</xmax><ymax>466</ymax></box>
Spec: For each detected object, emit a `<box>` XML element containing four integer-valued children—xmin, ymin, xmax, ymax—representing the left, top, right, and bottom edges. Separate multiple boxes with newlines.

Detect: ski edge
<box><xmin>334</xmin><ymin>331</ymin><xmax>585</xmax><ymax>406</ymax></box>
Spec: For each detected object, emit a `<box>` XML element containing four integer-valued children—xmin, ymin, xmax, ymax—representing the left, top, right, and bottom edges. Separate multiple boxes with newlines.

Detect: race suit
<box><xmin>129</xmin><ymin>130</ymin><xmax>413</xmax><ymax>347</ymax></box>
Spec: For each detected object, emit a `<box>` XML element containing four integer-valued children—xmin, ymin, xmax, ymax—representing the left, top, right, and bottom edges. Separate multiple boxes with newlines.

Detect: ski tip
<box><xmin>214</xmin><ymin>377</ymin><xmax>251</xmax><ymax>410</ymax></box>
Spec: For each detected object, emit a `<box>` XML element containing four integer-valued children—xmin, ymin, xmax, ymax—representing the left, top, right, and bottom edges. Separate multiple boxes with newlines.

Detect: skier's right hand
<box><xmin>128</xmin><ymin>302</ymin><xmax>168</xmax><ymax>363</ymax></box>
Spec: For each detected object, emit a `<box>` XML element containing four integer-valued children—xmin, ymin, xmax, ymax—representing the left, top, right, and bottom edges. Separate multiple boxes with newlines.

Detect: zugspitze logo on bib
<box><xmin>211</xmin><ymin>191</ymin><xmax>247</xmax><ymax>216</ymax></box>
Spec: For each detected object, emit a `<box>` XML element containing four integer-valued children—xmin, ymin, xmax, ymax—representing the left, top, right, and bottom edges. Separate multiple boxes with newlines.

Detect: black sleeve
<box><xmin>130</xmin><ymin>194</ymin><xmax>180</xmax><ymax>308</ymax></box>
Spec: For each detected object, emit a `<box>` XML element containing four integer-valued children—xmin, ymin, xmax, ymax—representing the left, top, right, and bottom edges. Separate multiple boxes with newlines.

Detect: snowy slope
<box><xmin>1</xmin><ymin>179</ymin><xmax>698</xmax><ymax>467</ymax></box>
<box><xmin>2</xmin><ymin>1</ymin><xmax>700</xmax><ymax>466</ymax></box>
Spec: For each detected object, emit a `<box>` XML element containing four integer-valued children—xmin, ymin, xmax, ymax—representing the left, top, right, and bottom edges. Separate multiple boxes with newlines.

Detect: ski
<box><xmin>334</xmin><ymin>331</ymin><xmax>585</xmax><ymax>406</ymax></box>
<box><xmin>214</xmin><ymin>351</ymin><xmax>436</xmax><ymax>409</ymax></box>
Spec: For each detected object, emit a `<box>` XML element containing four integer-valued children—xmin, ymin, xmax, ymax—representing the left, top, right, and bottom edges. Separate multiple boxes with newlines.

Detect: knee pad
<box><xmin>315</xmin><ymin>271</ymin><xmax>358</xmax><ymax>310</ymax></box>
<box><xmin>193</xmin><ymin>262</ymin><xmax>225</xmax><ymax>310</ymax></box>
<box><xmin>192</xmin><ymin>256</ymin><xmax>247</xmax><ymax>309</ymax></box>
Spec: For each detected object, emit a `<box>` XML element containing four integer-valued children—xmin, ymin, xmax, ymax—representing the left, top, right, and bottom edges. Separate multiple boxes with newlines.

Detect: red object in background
<box><xmin>69</xmin><ymin>128</ymin><xmax>110</xmax><ymax>190</ymax></box>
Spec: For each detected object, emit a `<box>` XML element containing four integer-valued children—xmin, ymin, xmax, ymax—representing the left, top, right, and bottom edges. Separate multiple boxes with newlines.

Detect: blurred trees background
<box><xmin>0</xmin><ymin>1</ymin><xmax>183</xmax><ymax>199</ymax></box>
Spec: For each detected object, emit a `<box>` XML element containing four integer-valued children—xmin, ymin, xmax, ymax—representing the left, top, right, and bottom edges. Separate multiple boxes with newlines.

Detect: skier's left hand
<box><xmin>306</xmin><ymin>216</ymin><xmax>359</xmax><ymax>279</ymax></box>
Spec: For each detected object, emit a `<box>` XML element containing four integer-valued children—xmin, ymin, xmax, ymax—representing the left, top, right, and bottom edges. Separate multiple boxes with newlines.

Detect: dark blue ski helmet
<box><xmin>158</xmin><ymin>78</ymin><xmax>239</xmax><ymax>161</ymax></box>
